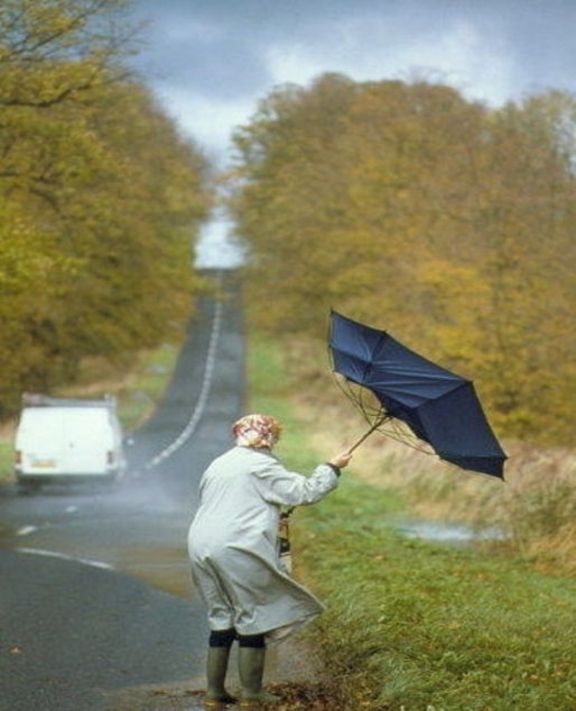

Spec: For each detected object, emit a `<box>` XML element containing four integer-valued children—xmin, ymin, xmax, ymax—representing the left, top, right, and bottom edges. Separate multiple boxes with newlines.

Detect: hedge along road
<box><xmin>0</xmin><ymin>270</ymin><xmax>246</xmax><ymax>711</ymax></box>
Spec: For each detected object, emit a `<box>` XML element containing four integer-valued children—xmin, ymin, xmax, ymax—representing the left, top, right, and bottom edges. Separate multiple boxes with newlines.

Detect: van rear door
<box><xmin>16</xmin><ymin>406</ymin><xmax>116</xmax><ymax>477</ymax></box>
<box><xmin>58</xmin><ymin>408</ymin><xmax>113</xmax><ymax>475</ymax></box>
<box><xmin>17</xmin><ymin>408</ymin><xmax>63</xmax><ymax>475</ymax></box>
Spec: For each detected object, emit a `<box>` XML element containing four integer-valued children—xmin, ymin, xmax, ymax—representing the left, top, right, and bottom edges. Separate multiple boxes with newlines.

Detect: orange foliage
<box><xmin>230</xmin><ymin>74</ymin><xmax>576</xmax><ymax>444</ymax></box>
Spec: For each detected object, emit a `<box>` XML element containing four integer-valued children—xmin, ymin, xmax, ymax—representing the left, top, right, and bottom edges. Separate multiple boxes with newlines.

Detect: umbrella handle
<box><xmin>346</xmin><ymin>414</ymin><xmax>390</xmax><ymax>454</ymax></box>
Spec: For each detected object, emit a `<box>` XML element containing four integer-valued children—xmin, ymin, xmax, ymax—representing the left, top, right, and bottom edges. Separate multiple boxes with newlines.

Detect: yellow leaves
<box><xmin>0</xmin><ymin>1</ymin><xmax>130</xmax><ymax>108</ymax></box>
<box><xmin>231</xmin><ymin>73</ymin><xmax>576</xmax><ymax>445</ymax></box>
<box><xmin>0</xmin><ymin>1</ymin><xmax>211</xmax><ymax>416</ymax></box>
<box><xmin>0</xmin><ymin>202</ymin><xmax>82</xmax><ymax>288</ymax></box>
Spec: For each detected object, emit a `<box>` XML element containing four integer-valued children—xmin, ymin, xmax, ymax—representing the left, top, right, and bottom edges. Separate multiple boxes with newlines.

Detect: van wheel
<box><xmin>18</xmin><ymin>480</ymin><xmax>42</xmax><ymax>495</ymax></box>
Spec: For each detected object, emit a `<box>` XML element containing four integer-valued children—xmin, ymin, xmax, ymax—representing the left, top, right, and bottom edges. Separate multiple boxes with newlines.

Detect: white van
<box><xmin>14</xmin><ymin>394</ymin><xmax>127</xmax><ymax>492</ymax></box>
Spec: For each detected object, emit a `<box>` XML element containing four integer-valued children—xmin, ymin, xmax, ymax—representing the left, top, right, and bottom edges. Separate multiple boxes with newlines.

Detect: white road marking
<box><xmin>65</xmin><ymin>506</ymin><xmax>78</xmax><ymax>513</ymax></box>
<box><xmin>145</xmin><ymin>283</ymin><xmax>224</xmax><ymax>470</ymax></box>
<box><xmin>16</xmin><ymin>526</ymin><xmax>38</xmax><ymax>537</ymax></box>
<box><xmin>16</xmin><ymin>547</ymin><xmax>114</xmax><ymax>570</ymax></box>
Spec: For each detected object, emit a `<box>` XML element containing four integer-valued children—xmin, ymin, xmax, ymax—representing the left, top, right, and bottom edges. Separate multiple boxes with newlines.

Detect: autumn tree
<box><xmin>230</xmin><ymin>74</ymin><xmax>576</xmax><ymax>444</ymax></box>
<box><xmin>0</xmin><ymin>0</ymin><xmax>211</xmax><ymax>415</ymax></box>
<box><xmin>232</xmin><ymin>74</ymin><xmax>374</xmax><ymax>331</ymax></box>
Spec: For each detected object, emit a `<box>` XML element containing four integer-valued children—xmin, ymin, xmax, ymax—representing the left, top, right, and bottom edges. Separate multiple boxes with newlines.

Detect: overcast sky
<box><xmin>128</xmin><ymin>0</ymin><xmax>576</xmax><ymax>168</ymax></box>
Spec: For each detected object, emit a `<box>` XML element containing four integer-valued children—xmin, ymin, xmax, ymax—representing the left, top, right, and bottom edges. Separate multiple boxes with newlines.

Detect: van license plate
<box><xmin>33</xmin><ymin>459</ymin><xmax>57</xmax><ymax>468</ymax></box>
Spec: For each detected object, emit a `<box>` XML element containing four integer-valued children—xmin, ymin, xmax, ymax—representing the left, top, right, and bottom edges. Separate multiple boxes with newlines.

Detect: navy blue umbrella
<box><xmin>329</xmin><ymin>311</ymin><xmax>507</xmax><ymax>478</ymax></box>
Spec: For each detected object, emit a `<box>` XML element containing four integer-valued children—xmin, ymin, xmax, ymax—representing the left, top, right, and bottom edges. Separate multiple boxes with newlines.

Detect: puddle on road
<box><xmin>119</xmin><ymin>546</ymin><xmax>193</xmax><ymax>598</ymax></box>
<box><xmin>0</xmin><ymin>522</ymin><xmax>194</xmax><ymax>599</ymax></box>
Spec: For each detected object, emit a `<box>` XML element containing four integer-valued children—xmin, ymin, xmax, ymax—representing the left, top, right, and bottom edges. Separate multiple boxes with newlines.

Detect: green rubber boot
<box><xmin>204</xmin><ymin>646</ymin><xmax>236</xmax><ymax>707</ymax></box>
<box><xmin>238</xmin><ymin>647</ymin><xmax>281</xmax><ymax>707</ymax></box>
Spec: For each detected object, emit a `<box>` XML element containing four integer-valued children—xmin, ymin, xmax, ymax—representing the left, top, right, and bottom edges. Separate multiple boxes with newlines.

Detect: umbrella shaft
<box><xmin>347</xmin><ymin>414</ymin><xmax>390</xmax><ymax>453</ymax></box>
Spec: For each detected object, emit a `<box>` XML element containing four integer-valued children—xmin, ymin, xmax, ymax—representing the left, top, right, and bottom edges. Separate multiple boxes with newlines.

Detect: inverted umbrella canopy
<box><xmin>329</xmin><ymin>311</ymin><xmax>507</xmax><ymax>478</ymax></box>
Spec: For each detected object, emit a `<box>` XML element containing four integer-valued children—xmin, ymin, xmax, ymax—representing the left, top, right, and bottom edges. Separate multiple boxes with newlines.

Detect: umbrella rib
<box><xmin>383</xmin><ymin>418</ymin><xmax>435</xmax><ymax>455</ymax></box>
<box><xmin>330</xmin><ymin>373</ymin><xmax>436</xmax><ymax>456</ymax></box>
<box><xmin>331</xmin><ymin>372</ymin><xmax>372</xmax><ymax>424</ymax></box>
<box><xmin>357</xmin><ymin>383</ymin><xmax>376</xmax><ymax>424</ymax></box>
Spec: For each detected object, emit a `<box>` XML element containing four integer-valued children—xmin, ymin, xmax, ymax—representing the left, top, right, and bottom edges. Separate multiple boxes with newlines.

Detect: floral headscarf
<box><xmin>232</xmin><ymin>414</ymin><xmax>282</xmax><ymax>449</ymax></box>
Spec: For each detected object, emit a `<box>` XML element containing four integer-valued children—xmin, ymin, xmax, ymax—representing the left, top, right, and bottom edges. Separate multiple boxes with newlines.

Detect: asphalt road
<box><xmin>0</xmin><ymin>270</ymin><xmax>246</xmax><ymax>711</ymax></box>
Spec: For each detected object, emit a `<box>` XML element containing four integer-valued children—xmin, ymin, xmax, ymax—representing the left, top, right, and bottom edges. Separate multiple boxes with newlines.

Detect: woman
<box><xmin>188</xmin><ymin>413</ymin><xmax>352</xmax><ymax>707</ymax></box>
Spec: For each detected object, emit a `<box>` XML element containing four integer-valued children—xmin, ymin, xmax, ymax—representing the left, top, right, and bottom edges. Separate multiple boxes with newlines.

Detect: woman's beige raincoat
<box><xmin>187</xmin><ymin>445</ymin><xmax>339</xmax><ymax>642</ymax></box>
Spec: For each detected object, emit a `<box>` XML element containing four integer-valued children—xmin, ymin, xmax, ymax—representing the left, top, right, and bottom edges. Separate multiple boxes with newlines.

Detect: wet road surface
<box><xmin>0</xmin><ymin>271</ymin><xmax>245</xmax><ymax>711</ymax></box>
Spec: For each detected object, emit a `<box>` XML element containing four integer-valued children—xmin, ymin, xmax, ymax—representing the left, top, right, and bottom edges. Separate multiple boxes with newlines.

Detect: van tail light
<box><xmin>107</xmin><ymin>451</ymin><xmax>115</xmax><ymax>465</ymax></box>
<box><xmin>14</xmin><ymin>450</ymin><xmax>22</xmax><ymax>465</ymax></box>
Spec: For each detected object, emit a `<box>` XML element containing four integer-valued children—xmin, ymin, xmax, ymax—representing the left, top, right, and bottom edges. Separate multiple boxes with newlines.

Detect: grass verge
<box><xmin>54</xmin><ymin>342</ymin><xmax>183</xmax><ymax>433</ymax></box>
<box><xmin>0</xmin><ymin>441</ymin><xmax>13</xmax><ymax>484</ymax></box>
<box><xmin>248</xmin><ymin>333</ymin><xmax>576</xmax><ymax>711</ymax></box>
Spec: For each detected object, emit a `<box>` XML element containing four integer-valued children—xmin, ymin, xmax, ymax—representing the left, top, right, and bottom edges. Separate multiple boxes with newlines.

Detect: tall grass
<box><xmin>53</xmin><ymin>342</ymin><xmax>183</xmax><ymax>432</ymax></box>
<box><xmin>297</xmin><ymin>481</ymin><xmax>576</xmax><ymax>710</ymax></box>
